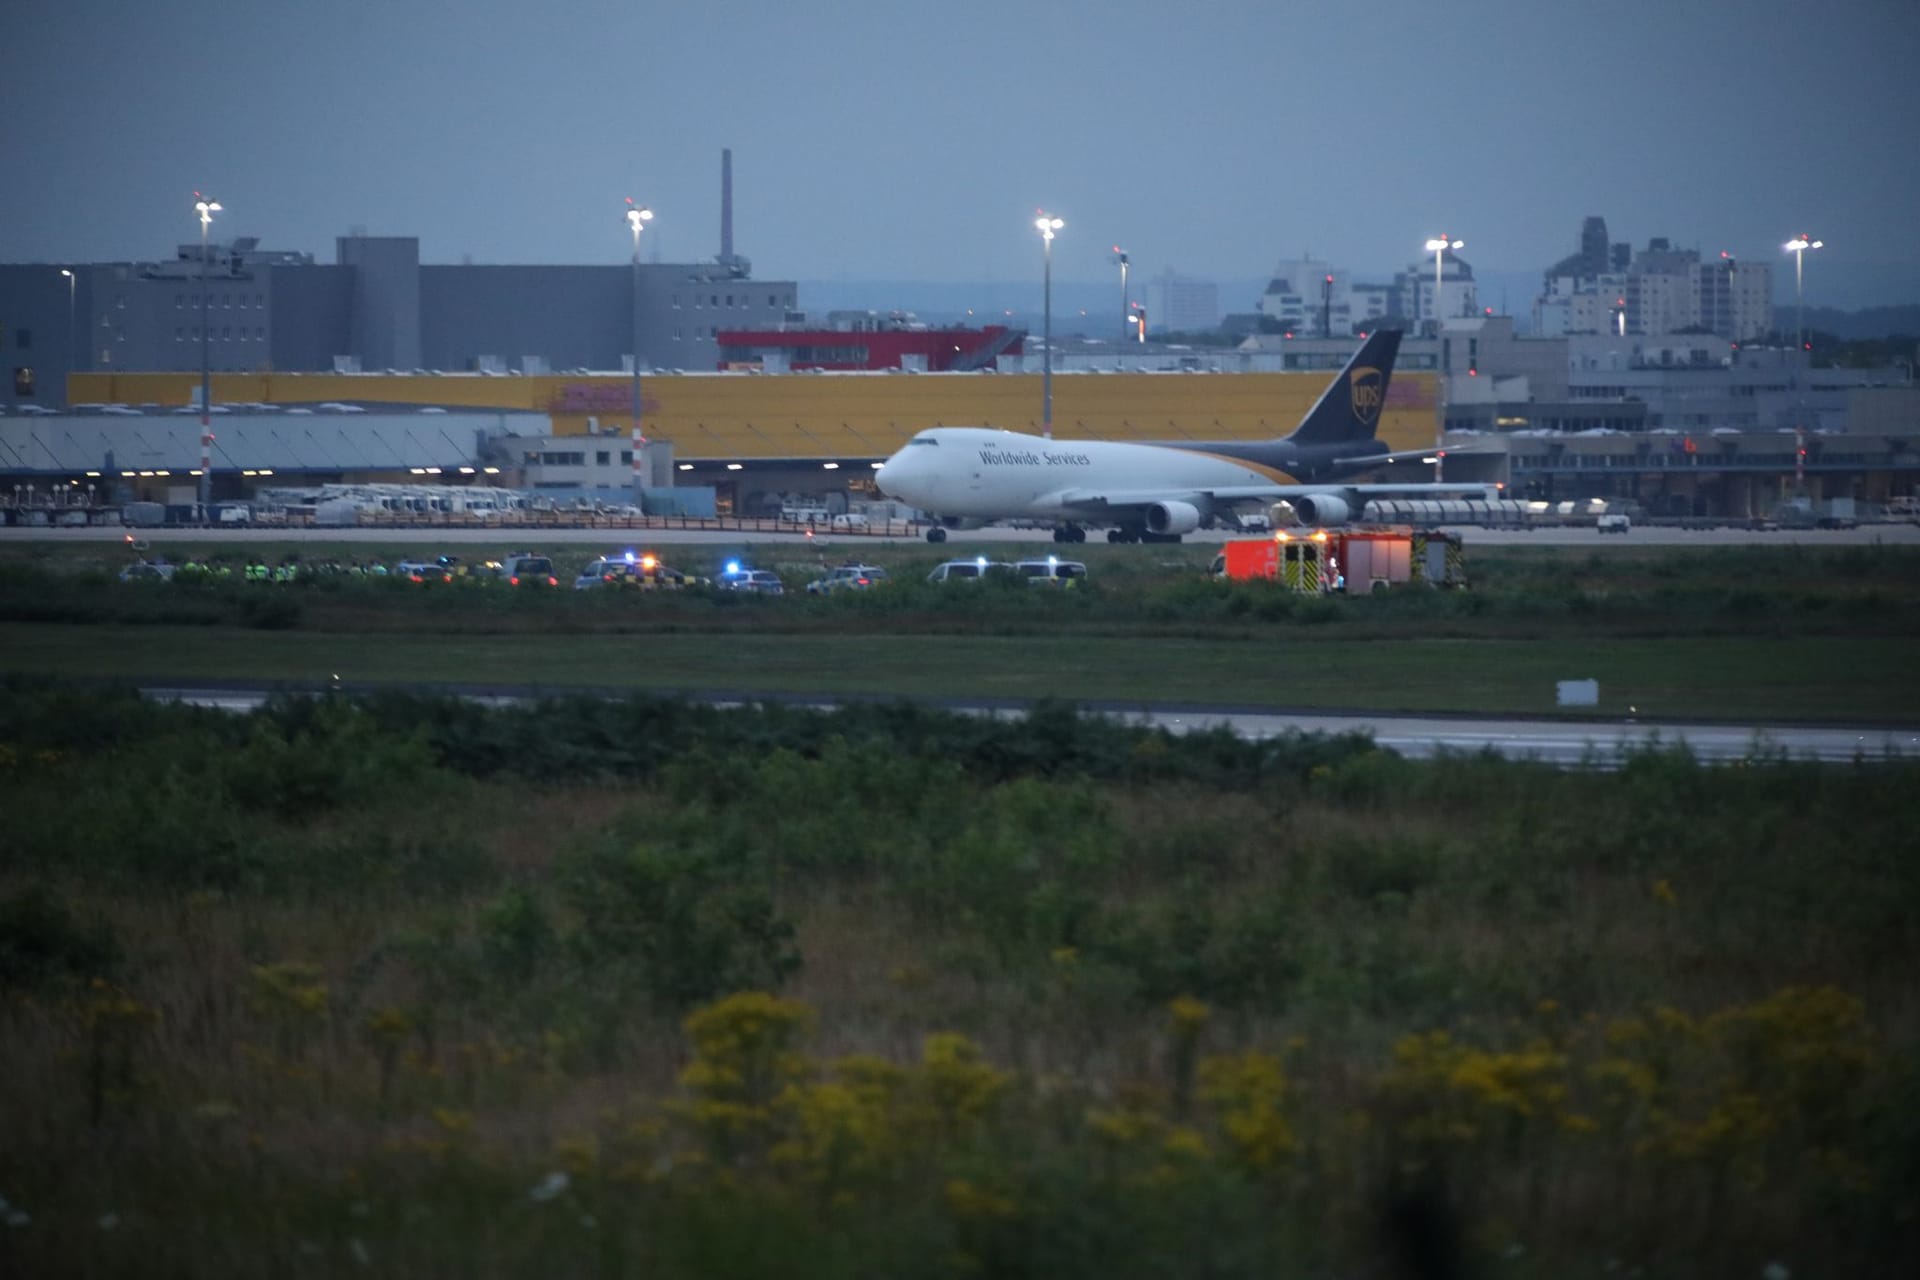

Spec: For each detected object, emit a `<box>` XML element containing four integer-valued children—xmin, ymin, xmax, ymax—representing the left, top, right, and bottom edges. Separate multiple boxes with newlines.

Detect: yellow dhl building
<box><xmin>69</xmin><ymin>368</ymin><xmax>1439</xmax><ymax>461</ymax></box>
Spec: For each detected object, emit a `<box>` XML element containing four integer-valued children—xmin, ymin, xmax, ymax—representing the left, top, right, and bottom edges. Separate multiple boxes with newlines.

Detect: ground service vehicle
<box><xmin>1211</xmin><ymin>528</ymin><xmax>1466</xmax><ymax>592</ymax></box>
<box><xmin>927</xmin><ymin>558</ymin><xmax>1017</xmax><ymax>583</ymax></box>
<box><xmin>1597</xmin><ymin>513</ymin><xmax>1631</xmax><ymax>534</ymax></box>
<box><xmin>496</xmin><ymin>553</ymin><xmax>558</xmax><ymax>586</ymax></box>
<box><xmin>829</xmin><ymin>513</ymin><xmax>870</xmax><ymax>532</ymax></box>
<box><xmin>1014</xmin><ymin>557</ymin><xmax>1088</xmax><ymax>586</ymax></box>
<box><xmin>806</xmin><ymin>564</ymin><xmax>889</xmax><ymax>593</ymax></box>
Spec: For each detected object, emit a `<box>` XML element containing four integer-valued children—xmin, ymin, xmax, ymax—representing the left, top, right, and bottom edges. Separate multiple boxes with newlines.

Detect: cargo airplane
<box><xmin>873</xmin><ymin>328</ymin><xmax>1496</xmax><ymax>543</ymax></box>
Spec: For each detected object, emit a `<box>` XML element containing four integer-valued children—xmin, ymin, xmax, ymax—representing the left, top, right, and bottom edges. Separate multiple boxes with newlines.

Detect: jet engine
<box><xmin>1290</xmin><ymin>494</ymin><xmax>1353</xmax><ymax>527</ymax></box>
<box><xmin>1144</xmin><ymin>500</ymin><xmax>1202</xmax><ymax>535</ymax></box>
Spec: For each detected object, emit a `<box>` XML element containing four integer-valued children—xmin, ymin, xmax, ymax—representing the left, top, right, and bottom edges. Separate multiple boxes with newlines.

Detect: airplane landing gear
<box><xmin>1051</xmin><ymin>525</ymin><xmax>1087</xmax><ymax>544</ymax></box>
<box><xmin>1105</xmin><ymin>525</ymin><xmax>1180</xmax><ymax>544</ymax></box>
<box><xmin>927</xmin><ymin>527</ymin><xmax>948</xmax><ymax>544</ymax></box>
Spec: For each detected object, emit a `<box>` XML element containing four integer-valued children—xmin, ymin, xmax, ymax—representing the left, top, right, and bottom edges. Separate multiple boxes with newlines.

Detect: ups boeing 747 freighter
<box><xmin>874</xmin><ymin>329</ymin><xmax>1496</xmax><ymax>543</ymax></box>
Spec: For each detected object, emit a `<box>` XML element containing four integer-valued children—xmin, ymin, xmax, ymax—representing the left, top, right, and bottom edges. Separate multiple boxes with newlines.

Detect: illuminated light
<box><xmin>458</xmin><ymin>465</ymin><xmax>475</xmax><ymax>474</ymax></box>
<box><xmin>425</xmin><ymin>467</ymin><xmax>442</xmax><ymax>474</ymax></box>
<box><xmin>1284</xmin><ymin>331</ymin><xmax>1293</xmax><ymax>339</ymax></box>
<box><xmin>678</xmin><ymin>463</ymin><xmax>694</xmax><ymax>471</ymax></box>
<box><xmin>189</xmin><ymin>470</ymin><xmax>202</xmax><ymax>476</ymax></box>
<box><xmin>85</xmin><ymin>471</ymin><xmax>100</xmax><ymax>477</ymax></box>
<box><xmin>121</xmin><ymin>470</ymin><xmax>136</xmax><ymax>477</ymax></box>
<box><xmin>483</xmin><ymin>466</ymin><xmax>501</xmax><ymax>475</ymax></box>
<box><xmin>547</xmin><ymin>576</ymin><xmax>557</xmax><ymax>586</ymax></box>
<box><xmin>138</xmin><ymin>470</ymin><xmax>153</xmax><ymax>477</ymax></box>
<box><xmin>258</xmin><ymin>469</ymin><xmax>272</xmax><ymax>476</ymax></box>
<box><xmin>624</xmin><ymin>550</ymin><xmax>636</xmax><ymax>562</ymax></box>
<box><xmin>641</xmin><ymin>555</ymin><xmax>656</xmax><ymax>570</ymax></box>
<box><xmin>726</xmin><ymin>463</ymin><xmax>743</xmax><ymax>471</ymax></box>
<box><xmin>869</xmin><ymin>461</ymin><xmax>884</xmax><ymax>468</ymax></box>
<box><xmin>510</xmin><ymin>576</ymin><xmax>520</xmax><ymax>586</ymax></box>
<box><xmin>976</xmin><ymin>556</ymin><xmax>987</xmax><ymax>567</ymax></box>
<box><xmin>409</xmin><ymin>467</ymin><xmax>425</xmax><ymax>475</ymax></box>
<box><xmin>1313</xmin><ymin>531</ymin><xmax>1329</xmax><ymax>542</ymax></box>
<box><xmin>726</xmin><ymin>560</ymin><xmax>741</xmax><ymax>575</ymax></box>
<box><xmin>155</xmin><ymin>470</ymin><xmax>171</xmax><ymax>477</ymax></box>
<box><xmin>822</xmin><ymin>462</ymin><xmax>839</xmax><ymax>470</ymax></box>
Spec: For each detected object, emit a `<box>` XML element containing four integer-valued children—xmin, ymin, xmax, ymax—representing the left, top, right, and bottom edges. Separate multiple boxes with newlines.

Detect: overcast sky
<box><xmin>6</xmin><ymin>0</ymin><xmax>1917</xmax><ymax>303</ymax></box>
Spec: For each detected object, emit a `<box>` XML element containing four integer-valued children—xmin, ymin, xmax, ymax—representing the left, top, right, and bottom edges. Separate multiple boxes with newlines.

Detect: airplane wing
<box><xmin>1046</xmin><ymin>481</ymin><xmax>1500</xmax><ymax>517</ymax></box>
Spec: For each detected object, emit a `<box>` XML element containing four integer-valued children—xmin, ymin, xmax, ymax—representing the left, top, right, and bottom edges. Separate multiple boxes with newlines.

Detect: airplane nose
<box><xmin>874</xmin><ymin>459</ymin><xmax>896</xmax><ymax>494</ymax></box>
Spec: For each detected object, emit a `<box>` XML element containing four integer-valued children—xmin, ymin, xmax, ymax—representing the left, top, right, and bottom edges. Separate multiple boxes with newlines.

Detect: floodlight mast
<box><xmin>1035</xmin><ymin>212</ymin><xmax>1065</xmax><ymax>440</ymax></box>
<box><xmin>195</xmin><ymin>193</ymin><xmax>222</xmax><ymax>517</ymax></box>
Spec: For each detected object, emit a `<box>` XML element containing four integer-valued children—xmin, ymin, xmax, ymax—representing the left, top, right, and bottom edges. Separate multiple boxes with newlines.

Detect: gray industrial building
<box><xmin>0</xmin><ymin>236</ymin><xmax>797</xmax><ymax>409</ymax></box>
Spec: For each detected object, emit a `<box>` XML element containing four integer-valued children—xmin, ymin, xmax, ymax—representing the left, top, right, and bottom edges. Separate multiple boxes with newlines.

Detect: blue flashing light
<box><xmin>624</xmin><ymin>550</ymin><xmax>636</xmax><ymax>562</ymax></box>
<box><xmin>726</xmin><ymin>560</ymin><xmax>741</xmax><ymax>575</ymax></box>
<box><xmin>975</xmin><ymin>556</ymin><xmax>987</xmax><ymax>568</ymax></box>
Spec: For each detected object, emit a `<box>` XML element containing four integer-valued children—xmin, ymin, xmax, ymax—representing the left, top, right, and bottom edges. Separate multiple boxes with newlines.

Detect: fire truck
<box><xmin>1209</xmin><ymin>528</ymin><xmax>1467</xmax><ymax>593</ymax></box>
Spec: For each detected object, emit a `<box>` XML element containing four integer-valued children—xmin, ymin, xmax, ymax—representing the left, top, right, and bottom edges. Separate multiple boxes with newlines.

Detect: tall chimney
<box><xmin>721</xmin><ymin>148</ymin><xmax>734</xmax><ymax>263</ymax></box>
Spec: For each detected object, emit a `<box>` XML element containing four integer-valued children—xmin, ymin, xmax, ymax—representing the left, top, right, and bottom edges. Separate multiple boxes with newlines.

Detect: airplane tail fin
<box><xmin>1283</xmin><ymin>328</ymin><xmax>1402</xmax><ymax>447</ymax></box>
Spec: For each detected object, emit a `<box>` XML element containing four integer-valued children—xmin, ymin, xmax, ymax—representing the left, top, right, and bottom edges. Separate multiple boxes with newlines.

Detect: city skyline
<box><xmin>6</xmin><ymin>0</ymin><xmax>1918</xmax><ymax>309</ymax></box>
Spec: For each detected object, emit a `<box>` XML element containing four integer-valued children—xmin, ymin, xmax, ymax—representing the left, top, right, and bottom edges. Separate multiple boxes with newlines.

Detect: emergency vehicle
<box><xmin>1210</xmin><ymin>527</ymin><xmax>1467</xmax><ymax>593</ymax></box>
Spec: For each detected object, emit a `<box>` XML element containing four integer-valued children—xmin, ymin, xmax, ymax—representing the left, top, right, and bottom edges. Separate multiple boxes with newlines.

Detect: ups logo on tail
<box><xmin>1348</xmin><ymin>366</ymin><xmax>1384</xmax><ymax>426</ymax></box>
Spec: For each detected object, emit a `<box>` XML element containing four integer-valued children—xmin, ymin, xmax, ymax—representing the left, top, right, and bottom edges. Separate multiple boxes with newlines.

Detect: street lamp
<box><xmin>1036</xmin><ymin>212</ymin><xmax>1064</xmax><ymax>440</ymax></box>
<box><xmin>194</xmin><ymin>192</ymin><xmax>222</xmax><ymax>518</ymax></box>
<box><xmin>1111</xmin><ymin>246</ymin><xmax>1129</xmax><ymax>345</ymax></box>
<box><xmin>1423</xmin><ymin>236</ymin><xmax>1463</xmax><ymax>334</ymax></box>
<box><xmin>625</xmin><ymin>197</ymin><xmax>654</xmax><ymax>503</ymax></box>
<box><xmin>59</xmin><ymin>269</ymin><xmax>75</xmax><ymax>399</ymax></box>
<box><xmin>1783</xmin><ymin>235</ymin><xmax>1823</xmax><ymax>353</ymax></box>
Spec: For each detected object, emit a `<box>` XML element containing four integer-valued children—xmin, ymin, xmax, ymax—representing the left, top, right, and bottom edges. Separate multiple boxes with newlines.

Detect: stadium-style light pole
<box><xmin>1783</xmin><ymin>235</ymin><xmax>1822</xmax><ymax>353</ymax></box>
<box><xmin>1111</xmin><ymin>246</ymin><xmax>1129</xmax><ymax>344</ymax></box>
<box><xmin>626</xmin><ymin>198</ymin><xmax>654</xmax><ymax>503</ymax></box>
<box><xmin>195</xmin><ymin>193</ymin><xmax>222</xmax><ymax>518</ymax></box>
<box><xmin>1036</xmin><ymin>212</ymin><xmax>1064</xmax><ymax>439</ymax></box>
<box><xmin>59</xmin><ymin>269</ymin><xmax>75</xmax><ymax>392</ymax></box>
<box><xmin>1424</xmin><ymin>236</ymin><xmax>1463</xmax><ymax>335</ymax></box>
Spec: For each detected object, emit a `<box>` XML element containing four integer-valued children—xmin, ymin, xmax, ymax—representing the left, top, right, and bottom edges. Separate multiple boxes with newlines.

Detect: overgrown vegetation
<box><xmin>2</xmin><ymin>682</ymin><xmax>1915</xmax><ymax>1275</ymax></box>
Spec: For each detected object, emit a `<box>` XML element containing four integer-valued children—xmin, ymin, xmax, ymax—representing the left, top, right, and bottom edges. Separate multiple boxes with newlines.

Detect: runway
<box><xmin>7</xmin><ymin>521</ymin><xmax>1919</xmax><ymax>548</ymax></box>
<box><xmin>142</xmin><ymin>684</ymin><xmax>1916</xmax><ymax>767</ymax></box>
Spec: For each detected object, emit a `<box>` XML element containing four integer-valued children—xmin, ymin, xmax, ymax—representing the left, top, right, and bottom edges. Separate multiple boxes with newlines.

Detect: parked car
<box><xmin>927</xmin><ymin>558</ymin><xmax>1017</xmax><ymax>583</ymax></box>
<box><xmin>575</xmin><ymin>553</ymin><xmax>690</xmax><ymax>590</ymax></box>
<box><xmin>1014</xmin><ymin>557</ymin><xmax>1089</xmax><ymax>586</ymax></box>
<box><xmin>395</xmin><ymin>559</ymin><xmax>455</xmax><ymax>584</ymax></box>
<box><xmin>118</xmin><ymin>560</ymin><xmax>176</xmax><ymax>582</ymax></box>
<box><xmin>829</xmin><ymin>512</ymin><xmax>870</xmax><ymax>532</ymax></box>
<box><xmin>717</xmin><ymin>562</ymin><xmax>784</xmax><ymax>594</ymax></box>
<box><xmin>496</xmin><ymin>552</ymin><xmax>558</xmax><ymax>586</ymax></box>
<box><xmin>806</xmin><ymin>564</ymin><xmax>889</xmax><ymax>594</ymax></box>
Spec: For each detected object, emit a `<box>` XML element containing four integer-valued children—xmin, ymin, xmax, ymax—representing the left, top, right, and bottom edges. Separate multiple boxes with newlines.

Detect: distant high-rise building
<box><xmin>1533</xmin><ymin>218</ymin><xmax>1770</xmax><ymax>341</ymax></box>
<box><xmin>1146</xmin><ymin>269</ymin><xmax>1220</xmax><ymax>334</ymax></box>
<box><xmin>1256</xmin><ymin>258</ymin><xmax>1358</xmax><ymax>335</ymax></box>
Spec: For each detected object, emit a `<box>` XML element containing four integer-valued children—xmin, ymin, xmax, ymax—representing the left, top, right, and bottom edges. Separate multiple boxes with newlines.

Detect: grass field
<box><xmin>3</xmin><ymin>540</ymin><xmax>1918</xmax><ymax>722</ymax></box>
<box><xmin>2</xmin><ymin>687</ymin><xmax>1916</xmax><ymax>1277</ymax></box>
<box><xmin>2</xmin><ymin>622</ymin><xmax>1914</xmax><ymax>721</ymax></box>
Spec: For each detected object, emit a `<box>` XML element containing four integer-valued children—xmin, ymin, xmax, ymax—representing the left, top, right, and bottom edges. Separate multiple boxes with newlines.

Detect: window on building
<box><xmin>175</xmin><ymin>294</ymin><xmax>184</xmax><ymax>308</ymax></box>
<box><xmin>176</xmin><ymin>328</ymin><xmax>184</xmax><ymax>342</ymax></box>
<box><xmin>672</xmin><ymin>294</ymin><xmax>680</xmax><ymax>308</ymax></box>
<box><xmin>222</xmin><ymin>327</ymin><xmax>231</xmax><ymax>340</ymax></box>
<box><xmin>595</xmin><ymin>451</ymin><xmax>609</xmax><ymax>466</ymax></box>
<box><xmin>257</xmin><ymin>327</ymin><xmax>265</xmax><ymax>340</ymax></box>
<box><xmin>673</xmin><ymin>327</ymin><xmax>682</xmax><ymax>340</ymax></box>
<box><xmin>710</xmin><ymin>295</ymin><xmax>719</xmax><ymax>307</ymax></box>
<box><xmin>620</xmin><ymin>450</ymin><xmax>633</xmax><ymax>464</ymax></box>
<box><xmin>13</xmin><ymin>367</ymin><xmax>35</xmax><ymax>397</ymax></box>
<box><xmin>255</xmin><ymin>293</ymin><xmax>263</xmax><ymax>307</ymax></box>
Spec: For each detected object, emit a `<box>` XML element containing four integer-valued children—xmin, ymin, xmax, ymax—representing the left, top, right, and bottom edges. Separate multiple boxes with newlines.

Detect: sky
<box><xmin>6</xmin><ymin>0</ymin><xmax>1919</xmax><ymax>307</ymax></box>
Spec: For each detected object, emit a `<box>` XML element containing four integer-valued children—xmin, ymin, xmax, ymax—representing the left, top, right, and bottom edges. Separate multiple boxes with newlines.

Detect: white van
<box><xmin>829</xmin><ymin>512</ymin><xmax>869</xmax><ymax>532</ymax></box>
<box><xmin>1596</xmin><ymin>514</ymin><xmax>1631</xmax><ymax>534</ymax></box>
<box><xmin>1014</xmin><ymin>558</ymin><xmax>1089</xmax><ymax>586</ymax></box>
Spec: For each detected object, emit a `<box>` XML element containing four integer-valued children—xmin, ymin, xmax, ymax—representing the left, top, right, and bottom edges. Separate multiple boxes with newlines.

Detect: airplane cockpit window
<box><xmin>908</xmin><ymin>436</ymin><xmax>938</xmax><ymax>446</ymax></box>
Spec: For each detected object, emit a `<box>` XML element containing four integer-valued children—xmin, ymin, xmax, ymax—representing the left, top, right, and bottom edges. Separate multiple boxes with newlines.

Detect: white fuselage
<box><xmin>874</xmin><ymin>427</ymin><xmax>1284</xmax><ymax>520</ymax></box>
